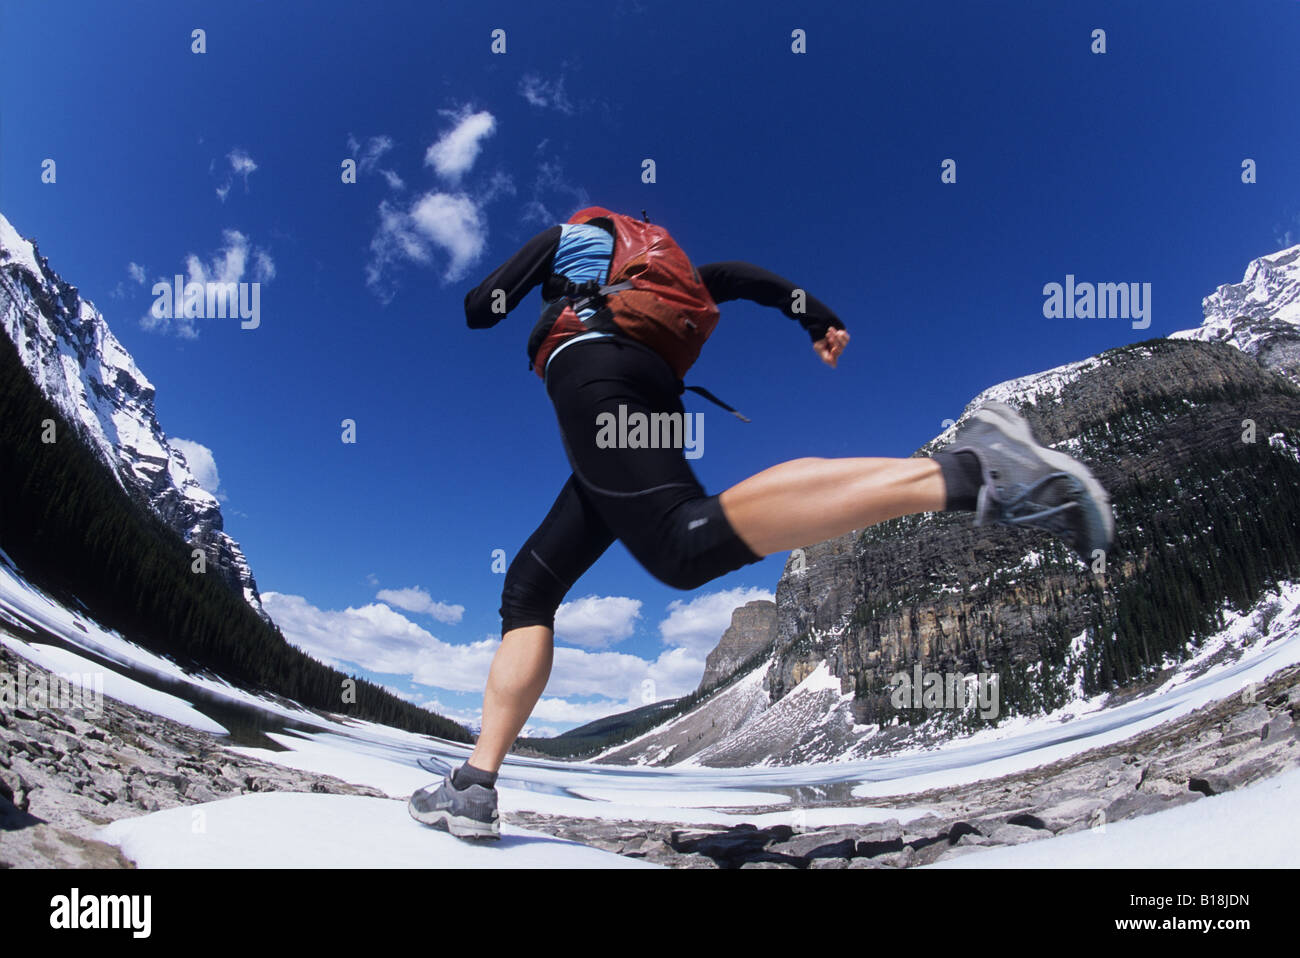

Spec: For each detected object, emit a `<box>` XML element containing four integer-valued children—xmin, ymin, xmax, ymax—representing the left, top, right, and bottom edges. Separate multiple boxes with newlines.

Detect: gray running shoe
<box><xmin>943</xmin><ymin>401</ymin><xmax>1115</xmax><ymax>563</ymax></box>
<box><xmin>408</xmin><ymin>772</ymin><xmax>500</xmax><ymax>840</ymax></box>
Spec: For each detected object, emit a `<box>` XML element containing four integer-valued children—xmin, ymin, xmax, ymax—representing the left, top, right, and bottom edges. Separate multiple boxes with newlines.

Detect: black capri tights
<box><xmin>499</xmin><ymin>335</ymin><xmax>763</xmax><ymax>634</ymax></box>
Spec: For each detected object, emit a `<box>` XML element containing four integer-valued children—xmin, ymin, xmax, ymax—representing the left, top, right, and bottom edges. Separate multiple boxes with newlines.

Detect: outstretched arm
<box><xmin>697</xmin><ymin>261</ymin><xmax>849</xmax><ymax>366</ymax></box>
<box><xmin>463</xmin><ymin>226</ymin><xmax>562</xmax><ymax>328</ymax></box>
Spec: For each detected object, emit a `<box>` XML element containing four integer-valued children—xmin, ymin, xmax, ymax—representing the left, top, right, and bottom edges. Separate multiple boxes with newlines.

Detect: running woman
<box><xmin>409</xmin><ymin>207</ymin><xmax>1114</xmax><ymax>839</ymax></box>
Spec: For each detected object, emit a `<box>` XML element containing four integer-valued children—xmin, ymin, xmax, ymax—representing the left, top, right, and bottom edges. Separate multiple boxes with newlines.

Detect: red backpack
<box><xmin>531</xmin><ymin>207</ymin><xmax>720</xmax><ymax>380</ymax></box>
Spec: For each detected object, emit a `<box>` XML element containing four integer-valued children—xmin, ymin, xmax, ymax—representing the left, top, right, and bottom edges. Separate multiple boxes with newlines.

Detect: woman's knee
<box><xmin>640</xmin><ymin>552</ymin><xmax>715</xmax><ymax>591</ymax></box>
<box><xmin>498</xmin><ymin>555</ymin><xmax>566</xmax><ymax>634</ymax></box>
<box><xmin>631</xmin><ymin>499</ymin><xmax>760</xmax><ymax>591</ymax></box>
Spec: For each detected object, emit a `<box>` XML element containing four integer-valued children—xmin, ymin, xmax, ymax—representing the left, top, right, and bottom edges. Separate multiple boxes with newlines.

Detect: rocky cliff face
<box><xmin>1171</xmin><ymin>244</ymin><xmax>1300</xmax><ymax>385</ymax></box>
<box><xmin>768</xmin><ymin>336</ymin><xmax>1300</xmax><ymax>724</ymax></box>
<box><xmin>0</xmin><ymin>212</ymin><xmax>268</xmax><ymax>619</ymax></box>
<box><xmin>758</xmin><ymin>244</ymin><xmax>1300</xmax><ymax>725</ymax></box>
<box><xmin>697</xmin><ymin>600</ymin><xmax>777</xmax><ymax>692</ymax></box>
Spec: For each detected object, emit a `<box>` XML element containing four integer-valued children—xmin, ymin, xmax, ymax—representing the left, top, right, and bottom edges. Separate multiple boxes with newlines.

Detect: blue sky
<box><xmin>2</xmin><ymin>0</ymin><xmax>1298</xmax><ymax>735</ymax></box>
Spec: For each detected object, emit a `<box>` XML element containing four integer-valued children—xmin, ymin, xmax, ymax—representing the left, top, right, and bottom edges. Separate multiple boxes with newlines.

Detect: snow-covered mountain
<box><xmin>1171</xmin><ymin>244</ymin><xmax>1300</xmax><ymax>385</ymax></box>
<box><xmin>0</xmin><ymin>211</ymin><xmax>268</xmax><ymax>619</ymax></box>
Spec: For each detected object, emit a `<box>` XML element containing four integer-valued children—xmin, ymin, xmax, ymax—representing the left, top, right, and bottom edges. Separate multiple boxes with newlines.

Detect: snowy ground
<box><xmin>98</xmin><ymin>792</ymin><xmax>657</xmax><ymax>869</ymax></box>
<box><xmin>929</xmin><ymin>764</ymin><xmax>1300</xmax><ymax>869</ymax></box>
<box><xmin>3</xmin><ymin>551</ymin><xmax>1299</xmax><ymax>867</ymax></box>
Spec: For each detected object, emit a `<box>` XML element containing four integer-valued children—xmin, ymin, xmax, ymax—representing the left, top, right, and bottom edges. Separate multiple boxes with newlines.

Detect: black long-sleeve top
<box><xmin>463</xmin><ymin>225</ymin><xmax>846</xmax><ymax>345</ymax></box>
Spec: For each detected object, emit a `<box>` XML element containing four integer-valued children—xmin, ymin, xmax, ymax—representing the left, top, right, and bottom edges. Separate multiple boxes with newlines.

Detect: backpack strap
<box><xmin>681</xmin><ymin>384</ymin><xmax>751</xmax><ymax>423</ymax></box>
<box><xmin>563</xmin><ymin>277</ymin><xmax>637</xmax><ymax>315</ymax></box>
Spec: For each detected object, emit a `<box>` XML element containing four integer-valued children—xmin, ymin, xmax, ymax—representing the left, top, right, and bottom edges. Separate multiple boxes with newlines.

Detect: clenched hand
<box><xmin>814</xmin><ymin>327</ymin><xmax>850</xmax><ymax>368</ymax></box>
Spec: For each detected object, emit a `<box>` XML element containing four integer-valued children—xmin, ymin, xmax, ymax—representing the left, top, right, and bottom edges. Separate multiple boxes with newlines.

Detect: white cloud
<box><xmin>253</xmin><ymin>249</ymin><xmax>276</xmax><ymax>282</ymax></box>
<box><xmin>367</xmin><ymin>191</ymin><xmax>486</xmax><ymax>293</ymax></box>
<box><xmin>376</xmin><ymin>586</ymin><xmax>465</xmax><ymax>624</ymax></box>
<box><xmin>521</xmin><ymin>723</ymin><xmax>562</xmax><ymax>738</ymax></box>
<box><xmin>127</xmin><ymin>262</ymin><xmax>146</xmax><ymax>285</ymax></box>
<box><xmin>185</xmin><ymin>229</ymin><xmax>250</xmax><ymax>288</ymax></box>
<box><xmin>659</xmin><ymin>587</ymin><xmax>775</xmax><ymax>657</ymax></box>
<box><xmin>546</xmin><ymin>642</ymin><xmax>703</xmax><ymax>705</ymax></box>
<box><xmin>409</xmin><ymin>192</ymin><xmax>486</xmax><ymax>277</ymax></box>
<box><xmin>424</xmin><ymin>108</ymin><xmax>496</xmax><ymax>181</ymax></box>
<box><xmin>418</xmin><ymin>695</ymin><xmax>484</xmax><ymax>730</ymax></box>
<box><xmin>261</xmin><ymin>588</ymin><xmax>735</xmax><ymax>731</ymax></box>
<box><xmin>140</xmin><ymin>229</ymin><xmax>275</xmax><ymax>338</ymax></box>
<box><xmin>171</xmin><ymin>438</ymin><xmax>224</xmax><ymax>502</ymax></box>
<box><xmin>348</xmin><ymin>134</ymin><xmax>404</xmax><ymax>190</ymax></box>
<box><xmin>215</xmin><ymin>148</ymin><xmax>258</xmax><ymax>202</ymax></box>
<box><xmin>353</xmin><ymin>134</ymin><xmax>393</xmax><ymax>171</ymax></box>
<box><xmin>554</xmin><ymin>595</ymin><xmax>642</xmax><ymax>649</ymax></box>
<box><xmin>527</xmin><ymin>694</ymin><xmax>642</xmax><ymax>725</ymax></box>
<box><xmin>519</xmin><ymin>157</ymin><xmax>590</xmax><ymax>228</ymax></box>
<box><xmin>518</xmin><ymin>74</ymin><xmax>574</xmax><ymax>114</ymax></box>
<box><xmin>1276</xmin><ymin>211</ymin><xmax>1300</xmax><ymax>250</ymax></box>
<box><xmin>261</xmin><ymin>592</ymin><xmax>499</xmax><ymax>692</ymax></box>
<box><xmin>229</xmin><ymin>148</ymin><xmax>258</xmax><ymax>180</ymax></box>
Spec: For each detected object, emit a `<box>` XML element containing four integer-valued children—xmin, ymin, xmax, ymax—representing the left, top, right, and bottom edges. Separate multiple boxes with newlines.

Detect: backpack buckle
<box><xmin>564</xmin><ymin>278</ymin><xmax>605</xmax><ymax>313</ymax></box>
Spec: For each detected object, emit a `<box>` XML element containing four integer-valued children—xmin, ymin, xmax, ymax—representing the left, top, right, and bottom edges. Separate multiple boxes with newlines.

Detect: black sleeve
<box><xmin>464</xmin><ymin>225</ymin><xmax>563</xmax><ymax>328</ymax></box>
<box><xmin>697</xmin><ymin>261</ymin><xmax>846</xmax><ymax>342</ymax></box>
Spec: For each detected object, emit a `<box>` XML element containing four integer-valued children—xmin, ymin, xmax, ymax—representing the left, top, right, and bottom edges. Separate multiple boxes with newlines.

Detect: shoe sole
<box><xmin>968</xmin><ymin>403</ymin><xmax>1115</xmax><ymax>556</ymax></box>
<box><xmin>407</xmin><ymin>799</ymin><xmax>501</xmax><ymax>840</ymax></box>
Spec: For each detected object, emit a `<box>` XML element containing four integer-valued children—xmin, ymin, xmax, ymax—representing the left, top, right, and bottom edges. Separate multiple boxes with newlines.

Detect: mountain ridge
<box><xmin>0</xmin><ymin>211</ymin><xmax>268</xmax><ymax>619</ymax></box>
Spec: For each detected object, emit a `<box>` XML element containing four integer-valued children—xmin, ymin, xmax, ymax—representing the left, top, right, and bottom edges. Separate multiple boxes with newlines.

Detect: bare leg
<box><xmin>719</xmin><ymin>457</ymin><xmax>946</xmax><ymax>557</ymax></box>
<box><xmin>467</xmin><ymin>625</ymin><xmax>554</xmax><ymax>774</ymax></box>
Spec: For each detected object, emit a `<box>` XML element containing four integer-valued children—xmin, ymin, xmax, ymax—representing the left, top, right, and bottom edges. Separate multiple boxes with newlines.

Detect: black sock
<box><xmin>452</xmin><ymin>761</ymin><xmax>498</xmax><ymax>790</ymax></box>
<box><xmin>931</xmin><ymin>450</ymin><xmax>984</xmax><ymax>512</ymax></box>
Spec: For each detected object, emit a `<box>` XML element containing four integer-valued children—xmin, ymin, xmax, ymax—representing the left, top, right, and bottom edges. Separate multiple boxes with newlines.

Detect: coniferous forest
<box><xmin>0</xmin><ymin>332</ymin><xmax>471</xmax><ymax>742</ymax></box>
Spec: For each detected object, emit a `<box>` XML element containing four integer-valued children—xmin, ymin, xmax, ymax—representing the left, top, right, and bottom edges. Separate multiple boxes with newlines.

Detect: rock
<box><xmin>1006</xmin><ymin>812</ymin><xmax>1049</xmax><ymax>831</ymax></box>
<box><xmin>957</xmin><ymin>833</ymin><xmax>990</xmax><ymax>846</ymax></box>
<box><xmin>901</xmin><ymin>813</ymin><xmax>951</xmax><ymax>844</ymax></box>
<box><xmin>698</xmin><ymin>601</ymin><xmax>777</xmax><ymax>692</ymax></box>
<box><xmin>847</xmin><ymin>856</ymin><xmax>887</xmax><ymax>868</ymax></box>
<box><xmin>183</xmin><ymin>782</ymin><xmax>220</xmax><ymax>804</ymax></box>
<box><xmin>1225</xmin><ymin>704</ymin><xmax>1271</xmax><ymax>737</ymax></box>
<box><xmin>1106</xmin><ymin>790</ymin><xmax>1201</xmax><ymax>819</ymax></box>
<box><xmin>1188</xmin><ymin>756</ymin><xmax>1274</xmax><ymax>796</ymax></box>
<box><xmin>875</xmin><ymin>845</ymin><xmax>916</xmax><ymax>868</ymax></box>
<box><xmin>0</xmin><ymin>821</ymin><xmax>134</xmax><ymax>868</ymax></box>
<box><xmin>0</xmin><ymin>768</ymin><xmax>31</xmax><ymax>812</ymax></box>
<box><xmin>146</xmin><ymin>771</ymin><xmax>186</xmax><ymax>791</ymax></box>
<box><xmin>855</xmin><ymin>819</ymin><xmax>905</xmax><ymax>857</ymax></box>
<box><xmin>618</xmin><ymin>836</ymin><xmax>648</xmax><ymax>857</ymax></box>
<box><xmin>670</xmin><ymin>825</ymin><xmax>771</xmax><ymax>862</ymax></box>
<box><xmin>935</xmin><ymin>844</ymin><xmax>991</xmax><ymax>863</ymax></box>
<box><xmin>767</xmin><ymin>829</ymin><xmax>857</xmax><ymax>860</ymax></box>
<box><xmin>947</xmin><ymin>821</ymin><xmax>983</xmax><ymax>844</ymax></box>
<box><xmin>1034</xmin><ymin>796</ymin><xmax>1110</xmax><ymax>832</ymax></box>
<box><xmin>988</xmin><ymin>823</ymin><xmax>1051</xmax><ymax>845</ymax></box>
<box><xmin>1261</xmin><ymin>712</ymin><xmax>1293</xmax><ymax>741</ymax></box>
<box><xmin>739</xmin><ymin>859</ymin><xmax>797</xmax><ymax>869</ymax></box>
<box><xmin>808</xmin><ymin>857</ymin><xmax>851</xmax><ymax>869</ymax></box>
